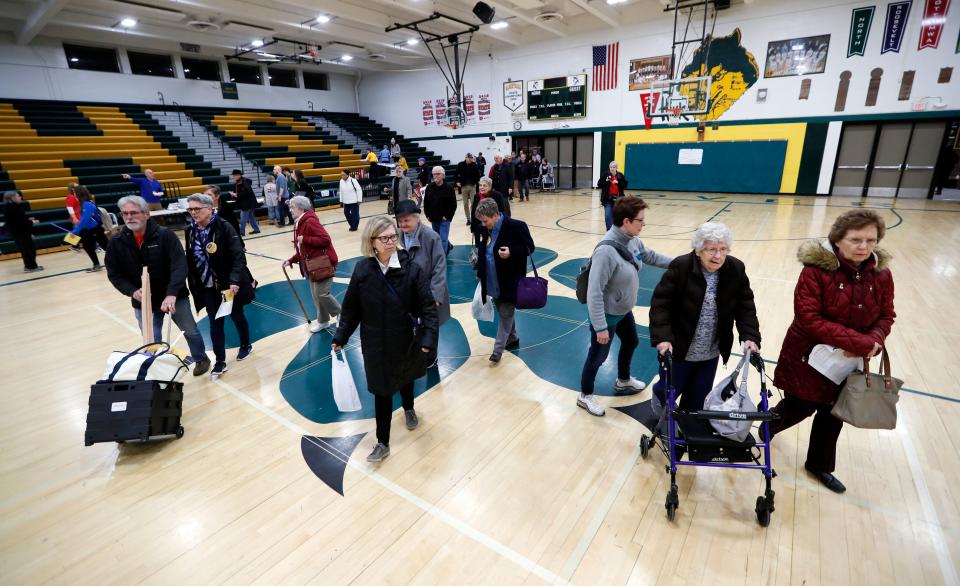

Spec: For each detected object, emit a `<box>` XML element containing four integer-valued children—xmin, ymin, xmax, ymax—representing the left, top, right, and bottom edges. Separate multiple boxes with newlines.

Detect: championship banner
<box><xmin>848</xmin><ymin>6</ymin><xmax>876</xmax><ymax>56</ymax></box>
<box><xmin>478</xmin><ymin>94</ymin><xmax>491</xmax><ymax>121</ymax></box>
<box><xmin>881</xmin><ymin>1</ymin><xmax>912</xmax><ymax>53</ymax></box>
<box><xmin>639</xmin><ymin>92</ymin><xmax>660</xmax><ymax>130</ymax></box>
<box><xmin>434</xmin><ymin>98</ymin><xmax>447</xmax><ymax>124</ymax></box>
<box><xmin>503</xmin><ymin>81</ymin><xmax>524</xmax><ymax>112</ymax></box>
<box><xmin>422</xmin><ymin>100</ymin><xmax>434</xmax><ymax>127</ymax></box>
<box><xmin>919</xmin><ymin>0</ymin><xmax>951</xmax><ymax>50</ymax></box>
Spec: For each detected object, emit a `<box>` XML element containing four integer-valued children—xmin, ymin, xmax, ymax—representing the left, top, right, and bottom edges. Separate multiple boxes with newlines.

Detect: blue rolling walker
<box><xmin>640</xmin><ymin>350</ymin><xmax>779</xmax><ymax>527</ymax></box>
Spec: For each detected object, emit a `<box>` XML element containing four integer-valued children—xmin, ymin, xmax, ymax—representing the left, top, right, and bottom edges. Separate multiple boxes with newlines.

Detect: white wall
<box><xmin>359</xmin><ymin>0</ymin><xmax>960</xmax><ymax>141</ymax></box>
<box><xmin>0</xmin><ymin>34</ymin><xmax>359</xmax><ymax>112</ymax></box>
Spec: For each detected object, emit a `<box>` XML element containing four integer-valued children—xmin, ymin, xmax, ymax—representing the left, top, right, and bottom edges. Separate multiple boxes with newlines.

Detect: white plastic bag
<box><xmin>471</xmin><ymin>283</ymin><xmax>494</xmax><ymax>322</ymax></box>
<box><xmin>215</xmin><ymin>290</ymin><xmax>235</xmax><ymax>320</ymax></box>
<box><xmin>331</xmin><ymin>349</ymin><xmax>362</xmax><ymax>412</ymax></box>
<box><xmin>703</xmin><ymin>350</ymin><xmax>755</xmax><ymax>442</ymax></box>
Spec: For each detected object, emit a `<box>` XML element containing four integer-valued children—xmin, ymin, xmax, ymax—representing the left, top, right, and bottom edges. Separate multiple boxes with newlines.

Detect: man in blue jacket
<box><xmin>121</xmin><ymin>169</ymin><xmax>164</xmax><ymax>210</ymax></box>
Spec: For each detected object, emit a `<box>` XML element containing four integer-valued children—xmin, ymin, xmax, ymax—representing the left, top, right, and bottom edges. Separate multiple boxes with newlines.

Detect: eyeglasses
<box><xmin>627</xmin><ymin>217</ymin><xmax>646</xmax><ymax>225</ymax></box>
<box><xmin>187</xmin><ymin>207</ymin><xmax>208</xmax><ymax>214</ymax></box>
<box><xmin>702</xmin><ymin>247</ymin><xmax>730</xmax><ymax>256</ymax></box>
<box><xmin>375</xmin><ymin>234</ymin><xmax>399</xmax><ymax>243</ymax></box>
<box><xmin>121</xmin><ymin>211</ymin><xmax>144</xmax><ymax>217</ymax></box>
<box><xmin>843</xmin><ymin>237</ymin><xmax>878</xmax><ymax>247</ymax></box>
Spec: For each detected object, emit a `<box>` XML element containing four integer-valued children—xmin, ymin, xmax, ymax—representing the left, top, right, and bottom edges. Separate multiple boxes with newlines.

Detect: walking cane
<box><xmin>282</xmin><ymin>264</ymin><xmax>312</xmax><ymax>327</ymax></box>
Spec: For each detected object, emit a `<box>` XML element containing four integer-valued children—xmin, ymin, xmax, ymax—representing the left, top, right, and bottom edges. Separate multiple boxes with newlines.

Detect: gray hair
<box><xmin>3</xmin><ymin>190</ymin><xmax>19</xmax><ymax>203</ymax></box>
<box><xmin>478</xmin><ymin>176</ymin><xmax>493</xmax><ymax>188</ymax></box>
<box><xmin>432</xmin><ymin>165</ymin><xmax>445</xmax><ymax>177</ymax></box>
<box><xmin>186</xmin><ymin>193</ymin><xmax>214</xmax><ymax>208</ymax></box>
<box><xmin>474</xmin><ymin>197</ymin><xmax>500</xmax><ymax>219</ymax></box>
<box><xmin>117</xmin><ymin>195</ymin><xmax>149</xmax><ymax>212</ymax></box>
<box><xmin>494</xmin><ymin>153</ymin><xmax>504</xmax><ymax>162</ymax></box>
<box><xmin>288</xmin><ymin>195</ymin><xmax>313</xmax><ymax>212</ymax></box>
<box><xmin>609</xmin><ymin>161</ymin><xmax>618</xmax><ymax>169</ymax></box>
<box><xmin>691</xmin><ymin>222</ymin><xmax>733</xmax><ymax>251</ymax></box>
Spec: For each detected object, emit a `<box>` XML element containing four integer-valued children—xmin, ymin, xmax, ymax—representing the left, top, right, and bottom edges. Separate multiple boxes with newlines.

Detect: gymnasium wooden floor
<box><xmin>1</xmin><ymin>190</ymin><xmax>958</xmax><ymax>585</ymax></box>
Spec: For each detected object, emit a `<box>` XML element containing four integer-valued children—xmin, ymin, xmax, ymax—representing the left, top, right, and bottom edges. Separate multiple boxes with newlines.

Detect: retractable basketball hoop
<box><xmin>386</xmin><ymin>13</ymin><xmax>479</xmax><ymax>128</ymax></box>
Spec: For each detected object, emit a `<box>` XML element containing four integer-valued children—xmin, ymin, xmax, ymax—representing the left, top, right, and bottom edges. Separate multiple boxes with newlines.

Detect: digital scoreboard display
<box><xmin>527</xmin><ymin>74</ymin><xmax>587</xmax><ymax>121</ymax></box>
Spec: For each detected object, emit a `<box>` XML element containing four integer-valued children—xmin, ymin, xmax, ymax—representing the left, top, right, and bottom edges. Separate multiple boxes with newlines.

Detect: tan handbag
<box><xmin>304</xmin><ymin>251</ymin><xmax>335</xmax><ymax>282</ymax></box>
<box><xmin>831</xmin><ymin>348</ymin><xmax>902</xmax><ymax>429</ymax></box>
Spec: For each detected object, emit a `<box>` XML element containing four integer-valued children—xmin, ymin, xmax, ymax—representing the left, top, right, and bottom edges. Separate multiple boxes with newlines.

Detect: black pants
<box><xmin>277</xmin><ymin>199</ymin><xmax>295</xmax><ymax>226</ymax></box>
<box><xmin>767</xmin><ymin>395</ymin><xmax>844</xmax><ymax>473</ymax></box>
<box><xmin>13</xmin><ymin>233</ymin><xmax>37</xmax><ymax>269</ymax></box>
<box><xmin>580</xmin><ymin>312</ymin><xmax>638</xmax><ymax>395</ymax></box>
<box><xmin>80</xmin><ymin>226</ymin><xmax>109</xmax><ymax>267</ymax></box>
<box><xmin>201</xmin><ymin>288</ymin><xmax>251</xmax><ymax>363</ymax></box>
<box><xmin>374</xmin><ymin>381</ymin><xmax>414</xmax><ymax>445</ymax></box>
<box><xmin>517</xmin><ymin>179</ymin><xmax>529</xmax><ymax>201</ymax></box>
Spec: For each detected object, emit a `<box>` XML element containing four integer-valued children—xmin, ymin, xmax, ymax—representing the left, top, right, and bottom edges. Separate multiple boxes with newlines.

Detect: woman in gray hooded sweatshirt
<box><xmin>578</xmin><ymin>196</ymin><xmax>673</xmax><ymax>417</ymax></box>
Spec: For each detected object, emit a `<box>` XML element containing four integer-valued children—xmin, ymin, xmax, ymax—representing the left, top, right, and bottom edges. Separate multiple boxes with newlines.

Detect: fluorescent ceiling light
<box><xmin>606</xmin><ymin>0</ymin><xmax>626</xmax><ymax>4</ymax></box>
<box><xmin>184</xmin><ymin>68</ymin><xmax>190</xmax><ymax>72</ymax></box>
<box><xmin>490</xmin><ymin>21</ymin><xmax>508</xmax><ymax>29</ymax></box>
<box><xmin>70</xmin><ymin>57</ymin><xmax>79</xmax><ymax>62</ymax></box>
<box><xmin>316</xmin><ymin>15</ymin><xmax>330</xmax><ymax>23</ymax></box>
<box><xmin>341</xmin><ymin>54</ymin><xmax>353</xmax><ymax>61</ymax></box>
<box><xmin>120</xmin><ymin>17</ymin><xmax>137</xmax><ymax>27</ymax></box>
<box><xmin>407</xmin><ymin>38</ymin><xmax>418</xmax><ymax>46</ymax></box>
<box><xmin>252</xmin><ymin>39</ymin><xmax>264</xmax><ymax>47</ymax></box>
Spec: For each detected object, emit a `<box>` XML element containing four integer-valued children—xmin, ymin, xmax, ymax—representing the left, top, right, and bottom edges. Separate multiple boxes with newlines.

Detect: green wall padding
<box><xmin>796</xmin><ymin>123</ymin><xmax>829</xmax><ymax>195</ymax></box>
<box><xmin>624</xmin><ymin>140</ymin><xmax>787</xmax><ymax>194</ymax></box>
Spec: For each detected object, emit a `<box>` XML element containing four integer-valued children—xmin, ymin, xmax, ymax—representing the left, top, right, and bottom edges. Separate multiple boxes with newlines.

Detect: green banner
<box><xmin>220</xmin><ymin>82</ymin><xmax>239</xmax><ymax>100</ymax></box>
<box><xmin>848</xmin><ymin>6</ymin><xmax>875</xmax><ymax>57</ymax></box>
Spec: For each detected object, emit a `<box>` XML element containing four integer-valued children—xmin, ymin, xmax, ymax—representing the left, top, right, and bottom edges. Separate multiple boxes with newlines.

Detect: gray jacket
<box><xmin>587</xmin><ymin>227</ymin><xmax>673</xmax><ymax>331</ymax></box>
<box><xmin>403</xmin><ymin>222</ymin><xmax>450</xmax><ymax>325</ymax></box>
<box><xmin>389</xmin><ymin>176</ymin><xmax>412</xmax><ymax>204</ymax></box>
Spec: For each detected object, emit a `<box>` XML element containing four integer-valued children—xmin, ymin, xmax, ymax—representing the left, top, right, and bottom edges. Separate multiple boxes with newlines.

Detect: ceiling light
<box><xmin>490</xmin><ymin>21</ymin><xmax>508</xmax><ymax>29</ymax></box>
<box><xmin>406</xmin><ymin>38</ymin><xmax>418</xmax><ymax>46</ymax></box>
<box><xmin>316</xmin><ymin>15</ymin><xmax>330</xmax><ymax>24</ymax></box>
<box><xmin>70</xmin><ymin>57</ymin><xmax>79</xmax><ymax>62</ymax></box>
<box><xmin>252</xmin><ymin>39</ymin><xmax>264</xmax><ymax>47</ymax></box>
<box><xmin>341</xmin><ymin>54</ymin><xmax>353</xmax><ymax>61</ymax></box>
<box><xmin>183</xmin><ymin>68</ymin><xmax>190</xmax><ymax>72</ymax></box>
<box><xmin>120</xmin><ymin>17</ymin><xmax>137</xmax><ymax>28</ymax></box>
<box><xmin>606</xmin><ymin>0</ymin><xmax>626</xmax><ymax>4</ymax></box>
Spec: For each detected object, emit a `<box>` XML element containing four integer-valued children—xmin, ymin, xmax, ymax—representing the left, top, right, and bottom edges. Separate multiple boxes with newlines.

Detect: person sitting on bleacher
<box><xmin>121</xmin><ymin>169</ymin><xmax>164</xmax><ymax>211</ymax></box>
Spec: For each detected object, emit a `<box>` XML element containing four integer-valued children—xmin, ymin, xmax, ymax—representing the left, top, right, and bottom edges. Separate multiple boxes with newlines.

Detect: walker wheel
<box><xmin>666</xmin><ymin>501</ymin><xmax>677</xmax><ymax>522</ymax></box>
<box><xmin>176</xmin><ymin>426</ymin><xmax>185</xmax><ymax>439</ymax></box>
<box><xmin>665</xmin><ymin>491</ymin><xmax>679</xmax><ymax>522</ymax></box>
<box><xmin>755</xmin><ymin>496</ymin><xmax>771</xmax><ymax>527</ymax></box>
<box><xmin>639</xmin><ymin>435</ymin><xmax>650</xmax><ymax>459</ymax></box>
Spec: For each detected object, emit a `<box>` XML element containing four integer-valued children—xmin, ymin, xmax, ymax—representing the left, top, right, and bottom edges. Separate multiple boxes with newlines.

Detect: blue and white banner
<box><xmin>881</xmin><ymin>0</ymin><xmax>912</xmax><ymax>53</ymax></box>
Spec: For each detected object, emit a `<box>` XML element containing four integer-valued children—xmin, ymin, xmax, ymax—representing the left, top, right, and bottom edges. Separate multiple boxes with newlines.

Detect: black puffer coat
<box><xmin>332</xmin><ymin>250</ymin><xmax>439</xmax><ymax>396</ymax></box>
<box><xmin>184</xmin><ymin>215</ymin><xmax>255</xmax><ymax>310</ymax></box>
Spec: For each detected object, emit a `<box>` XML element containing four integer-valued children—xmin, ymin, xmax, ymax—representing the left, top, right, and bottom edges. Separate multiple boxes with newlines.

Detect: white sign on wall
<box><xmin>678</xmin><ymin>148</ymin><xmax>703</xmax><ymax>165</ymax></box>
<box><xmin>503</xmin><ymin>81</ymin><xmax>524</xmax><ymax>112</ymax></box>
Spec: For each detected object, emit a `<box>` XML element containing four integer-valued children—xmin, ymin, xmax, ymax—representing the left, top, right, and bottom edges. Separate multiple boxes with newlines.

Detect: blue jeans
<box><xmin>267</xmin><ymin>205</ymin><xmax>278</xmax><ymax>222</ymax></box>
<box><xmin>652</xmin><ymin>355</ymin><xmax>720</xmax><ymax>411</ymax></box>
<box><xmin>277</xmin><ymin>199</ymin><xmax>294</xmax><ymax>226</ymax></box>
<box><xmin>343</xmin><ymin>203</ymin><xmax>360</xmax><ymax>230</ymax></box>
<box><xmin>580</xmin><ymin>312</ymin><xmax>638</xmax><ymax>395</ymax></box>
<box><xmin>134</xmin><ymin>296</ymin><xmax>207</xmax><ymax>362</ymax></box>
<box><xmin>239</xmin><ymin>209</ymin><xmax>260</xmax><ymax>235</ymax></box>
<box><xmin>603</xmin><ymin>203</ymin><xmax>613</xmax><ymax>231</ymax></box>
<box><xmin>431</xmin><ymin>220</ymin><xmax>452</xmax><ymax>254</ymax></box>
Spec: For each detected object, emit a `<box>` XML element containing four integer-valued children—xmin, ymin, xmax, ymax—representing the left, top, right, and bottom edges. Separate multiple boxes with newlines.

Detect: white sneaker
<box><xmin>614</xmin><ymin>377</ymin><xmax>647</xmax><ymax>394</ymax></box>
<box><xmin>577</xmin><ymin>393</ymin><xmax>605</xmax><ymax>417</ymax></box>
<box><xmin>309</xmin><ymin>322</ymin><xmax>323</xmax><ymax>333</ymax></box>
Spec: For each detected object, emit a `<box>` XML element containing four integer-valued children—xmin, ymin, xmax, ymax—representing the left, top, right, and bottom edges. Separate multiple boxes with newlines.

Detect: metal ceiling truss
<box><xmin>227</xmin><ymin>36</ymin><xmax>321</xmax><ymax>64</ymax></box>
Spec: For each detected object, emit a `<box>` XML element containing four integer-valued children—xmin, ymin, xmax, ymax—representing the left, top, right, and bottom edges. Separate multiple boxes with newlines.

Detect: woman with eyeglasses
<box><xmin>184</xmin><ymin>193</ymin><xmax>255</xmax><ymax>379</ymax></box>
<box><xmin>649</xmin><ymin>222</ymin><xmax>761</xmax><ymax>412</ymax></box>
<box><xmin>769</xmin><ymin>210</ymin><xmax>895</xmax><ymax>494</ymax></box>
<box><xmin>331</xmin><ymin>215</ymin><xmax>439</xmax><ymax>463</ymax></box>
<box><xmin>577</xmin><ymin>196</ymin><xmax>673</xmax><ymax>417</ymax></box>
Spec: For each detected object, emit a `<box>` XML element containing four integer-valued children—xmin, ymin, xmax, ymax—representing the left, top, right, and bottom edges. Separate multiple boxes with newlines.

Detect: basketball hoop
<box><xmin>667</xmin><ymin>106</ymin><xmax>683</xmax><ymax>126</ymax></box>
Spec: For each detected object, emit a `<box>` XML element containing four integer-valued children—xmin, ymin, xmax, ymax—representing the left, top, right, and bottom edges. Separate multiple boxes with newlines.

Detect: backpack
<box><xmin>576</xmin><ymin>241</ymin><xmax>638</xmax><ymax>304</ymax></box>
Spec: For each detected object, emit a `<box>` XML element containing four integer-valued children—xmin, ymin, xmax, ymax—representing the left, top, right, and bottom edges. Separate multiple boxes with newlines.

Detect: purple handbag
<box><xmin>515</xmin><ymin>248</ymin><xmax>548</xmax><ymax>309</ymax></box>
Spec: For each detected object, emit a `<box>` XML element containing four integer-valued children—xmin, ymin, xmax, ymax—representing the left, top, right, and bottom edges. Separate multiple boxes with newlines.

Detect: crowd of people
<box><xmin>4</xmin><ymin>156</ymin><xmax>897</xmax><ymax>492</ymax></box>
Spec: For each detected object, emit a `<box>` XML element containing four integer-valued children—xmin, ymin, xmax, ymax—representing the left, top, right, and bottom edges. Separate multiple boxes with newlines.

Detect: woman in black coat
<box><xmin>470</xmin><ymin>177</ymin><xmax>510</xmax><ymax>247</ymax></box>
<box><xmin>649</xmin><ymin>222</ymin><xmax>761</xmax><ymax>411</ymax></box>
<box><xmin>184</xmin><ymin>193</ymin><xmax>255</xmax><ymax>378</ymax></box>
<box><xmin>3</xmin><ymin>191</ymin><xmax>41</xmax><ymax>272</ymax></box>
<box><xmin>332</xmin><ymin>215</ymin><xmax>439</xmax><ymax>463</ymax></box>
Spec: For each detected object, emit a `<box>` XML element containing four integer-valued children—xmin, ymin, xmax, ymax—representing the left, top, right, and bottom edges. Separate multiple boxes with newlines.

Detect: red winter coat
<box><xmin>773</xmin><ymin>240</ymin><xmax>895</xmax><ymax>404</ymax></box>
<box><xmin>288</xmin><ymin>209</ymin><xmax>338</xmax><ymax>278</ymax></box>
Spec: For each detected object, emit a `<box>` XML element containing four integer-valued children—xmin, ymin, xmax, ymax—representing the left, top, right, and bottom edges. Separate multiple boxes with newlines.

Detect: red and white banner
<box><xmin>919</xmin><ymin>0</ymin><xmax>951</xmax><ymax>50</ymax></box>
<box><xmin>639</xmin><ymin>92</ymin><xmax>660</xmax><ymax>129</ymax></box>
<box><xmin>422</xmin><ymin>100</ymin><xmax>434</xmax><ymax>126</ymax></box>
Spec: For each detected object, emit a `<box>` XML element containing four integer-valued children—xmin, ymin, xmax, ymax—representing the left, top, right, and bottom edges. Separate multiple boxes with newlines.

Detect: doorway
<box><xmin>831</xmin><ymin>120</ymin><xmax>948</xmax><ymax>198</ymax></box>
<box><xmin>537</xmin><ymin>134</ymin><xmax>594</xmax><ymax>190</ymax></box>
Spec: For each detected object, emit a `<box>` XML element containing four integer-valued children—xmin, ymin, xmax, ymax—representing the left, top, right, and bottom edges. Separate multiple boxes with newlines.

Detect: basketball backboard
<box><xmin>646</xmin><ymin>76</ymin><xmax>711</xmax><ymax>119</ymax></box>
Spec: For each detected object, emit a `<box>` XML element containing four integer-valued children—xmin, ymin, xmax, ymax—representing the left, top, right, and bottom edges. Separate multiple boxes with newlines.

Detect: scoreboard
<box><xmin>527</xmin><ymin>74</ymin><xmax>587</xmax><ymax>121</ymax></box>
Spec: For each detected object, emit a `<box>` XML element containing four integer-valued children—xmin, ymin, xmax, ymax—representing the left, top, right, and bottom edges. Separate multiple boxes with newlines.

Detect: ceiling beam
<box><xmin>566</xmin><ymin>0</ymin><xmax>621</xmax><ymax>28</ymax></box>
<box><xmin>17</xmin><ymin>0</ymin><xmax>71</xmax><ymax>44</ymax></box>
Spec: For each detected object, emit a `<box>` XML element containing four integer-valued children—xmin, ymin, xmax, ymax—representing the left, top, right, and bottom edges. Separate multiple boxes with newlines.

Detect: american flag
<box><xmin>592</xmin><ymin>42</ymin><xmax>619</xmax><ymax>91</ymax></box>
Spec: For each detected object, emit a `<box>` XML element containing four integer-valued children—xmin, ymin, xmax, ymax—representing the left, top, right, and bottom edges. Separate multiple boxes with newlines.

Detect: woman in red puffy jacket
<box><xmin>770</xmin><ymin>209</ymin><xmax>895</xmax><ymax>494</ymax></box>
<box><xmin>282</xmin><ymin>195</ymin><xmax>341</xmax><ymax>333</ymax></box>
